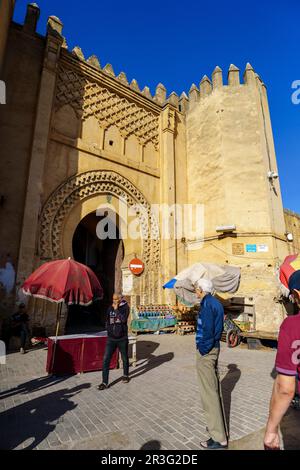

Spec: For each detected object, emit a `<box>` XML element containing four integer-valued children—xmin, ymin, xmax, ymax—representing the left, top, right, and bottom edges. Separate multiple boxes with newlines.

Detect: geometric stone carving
<box><xmin>55</xmin><ymin>65</ymin><xmax>159</xmax><ymax>150</ymax></box>
<box><xmin>39</xmin><ymin>170</ymin><xmax>160</xmax><ymax>269</ymax></box>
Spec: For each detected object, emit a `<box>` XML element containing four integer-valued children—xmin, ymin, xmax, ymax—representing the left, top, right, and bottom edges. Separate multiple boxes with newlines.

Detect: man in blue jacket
<box><xmin>195</xmin><ymin>278</ymin><xmax>228</xmax><ymax>449</ymax></box>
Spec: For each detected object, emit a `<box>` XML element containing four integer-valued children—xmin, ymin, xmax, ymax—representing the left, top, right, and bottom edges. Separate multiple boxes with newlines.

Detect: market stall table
<box><xmin>46</xmin><ymin>331</ymin><xmax>118</xmax><ymax>375</ymax></box>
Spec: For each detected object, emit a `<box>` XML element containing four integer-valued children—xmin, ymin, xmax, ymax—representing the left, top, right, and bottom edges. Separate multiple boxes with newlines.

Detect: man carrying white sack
<box><xmin>194</xmin><ymin>278</ymin><xmax>228</xmax><ymax>450</ymax></box>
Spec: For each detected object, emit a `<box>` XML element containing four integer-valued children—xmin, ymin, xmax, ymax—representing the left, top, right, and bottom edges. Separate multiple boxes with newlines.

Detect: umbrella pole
<box><xmin>51</xmin><ymin>303</ymin><xmax>62</xmax><ymax>374</ymax></box>
<box><xmin>55</xmin><ymin>303</ymin><xmax>62</xmax><ymax>337</ymax></box>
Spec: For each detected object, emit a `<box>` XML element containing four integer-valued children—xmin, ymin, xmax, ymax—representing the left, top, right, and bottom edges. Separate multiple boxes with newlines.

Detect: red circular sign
<box><xmin>129</xmin><ymin>258</ymin><xmax>144</xmax><ymax>275</ymax></box>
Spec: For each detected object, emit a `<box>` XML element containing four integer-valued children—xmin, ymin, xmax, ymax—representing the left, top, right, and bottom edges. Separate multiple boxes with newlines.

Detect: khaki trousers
<box><xmin>196</xmin><ymin>347</ymin><xmax>227</xmax><ymax>443</ymax></box>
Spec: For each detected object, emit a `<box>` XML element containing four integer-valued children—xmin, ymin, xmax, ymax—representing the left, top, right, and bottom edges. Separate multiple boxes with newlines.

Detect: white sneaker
<box><xmin>20</xmin><ymin>347</ymin><xmax>25</xmax><ymax>354</ymax></box>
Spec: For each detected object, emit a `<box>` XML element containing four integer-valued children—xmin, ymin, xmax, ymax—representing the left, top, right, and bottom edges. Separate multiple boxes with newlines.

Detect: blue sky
<box><xmin>13</xmin><ymin>0</ymin><xmax>300</xmax><ymax>213</ymax></box>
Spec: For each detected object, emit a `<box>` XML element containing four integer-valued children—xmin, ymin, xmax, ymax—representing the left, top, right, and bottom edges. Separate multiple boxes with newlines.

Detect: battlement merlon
<box><xmin>23</xmin><ymin>3</ymin><xmax>40</xmax><ymax>34</ymax></box>
<box><xmin>181</xmin><ymin>62</ymin><xmax>269</xmax><ymax>113</ymax></box>
<box><xmin>18</xmin><ymin>5</ymin><xmax>269</xmax><ymax>112</ymax></box>
<box><xmin>185</xmin><ymin>60</ymin><xmax>286</xmax><ymax>245</ymax></box>
<box><xmin>16</xmin><ymin>4</ymin><xmax>169</xmax><ymax>107</ymax></box>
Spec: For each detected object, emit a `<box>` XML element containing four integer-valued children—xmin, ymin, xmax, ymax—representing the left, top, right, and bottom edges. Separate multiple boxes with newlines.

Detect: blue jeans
<box><xmin>102</xmin><ymin>337</ymin><xmax>129</xmax><ymax>384</ymax></box>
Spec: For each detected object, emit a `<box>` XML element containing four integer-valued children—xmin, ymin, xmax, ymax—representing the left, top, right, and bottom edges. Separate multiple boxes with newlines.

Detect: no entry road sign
<box><xmin>129</xmin><ymin>258</ymin><xmax>144</xmax><ymax>275</ymax></box>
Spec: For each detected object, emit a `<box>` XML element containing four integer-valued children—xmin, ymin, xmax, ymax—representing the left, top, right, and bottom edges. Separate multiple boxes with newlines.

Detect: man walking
<box><xmin>195</xmin><ymin>278</ymin><xmax>228</xmax><ymax>450</ymax></box>
<box><xmin>264</xmin><ymin>270</ymin><xmax>300</xmax><ymax>450</ymax></box>
<box><xmin>98</xmin><ymin>293</ymin><xmax>130</xmax><ymax>390</ymax></box>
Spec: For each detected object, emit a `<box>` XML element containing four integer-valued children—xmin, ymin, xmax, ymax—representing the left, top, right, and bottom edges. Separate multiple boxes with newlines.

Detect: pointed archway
<box><xmin>38</xmin><ymin>170</ymin><xmax>161</xmax><ymax>306</ymax></box>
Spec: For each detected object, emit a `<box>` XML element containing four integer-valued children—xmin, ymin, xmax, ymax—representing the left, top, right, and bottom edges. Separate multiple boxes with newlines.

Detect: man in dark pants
<box><xmin>4</xmin><ymin>303</ymin><xmax>29</xmax><ymax>354</ymax></box>
<box><xmin>98</xmin><ymin>293</ymin><xmax>130</xmax><ymax>390</ymax></box>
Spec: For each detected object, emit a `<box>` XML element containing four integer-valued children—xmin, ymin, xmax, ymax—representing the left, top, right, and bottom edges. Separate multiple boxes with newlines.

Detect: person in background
<box><xmin>5</xmin><ymin>303</ymin><xmax>30</xmax><ymax>354</ymax></box>
<box><xmin>98</xmin><ymin>293</ymin><xmax>130</xmax><ymax>390</ymax></box>
<box><xmin>264</xmin><ymin>269</ymin><xmax>300</xmax><ymax>450</ymax></box>
<box><xmin>194</xmin><ymin>278</ymin><xmax>228</xmax><ymax>450</ymax></box>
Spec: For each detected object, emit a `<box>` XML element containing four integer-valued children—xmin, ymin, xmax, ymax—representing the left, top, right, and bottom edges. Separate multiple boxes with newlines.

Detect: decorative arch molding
<box><xmin>39</xmin><ymin>170</ymin><xmax>160</xmax><ymax>269</ymax></box>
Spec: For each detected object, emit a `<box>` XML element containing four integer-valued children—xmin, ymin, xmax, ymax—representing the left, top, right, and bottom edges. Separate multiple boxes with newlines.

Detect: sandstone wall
<box><xmin>184</xmin><ymin>65</ymin><xmax>288</xmax><ymax>332</ymax></box>
<box><xmin>0</xmin><ymin>20</ymin><xmax>44</xmax><ymax>316</ymax></box>
<box><xmin>284</xmin><ymin>209</ymin><xmax>300</xmax><ymax>254</ymax></box>
<box><xmin>0</xmin><ymin>0</ymin><xmax>15</xmax><ymax>74</ymax></box>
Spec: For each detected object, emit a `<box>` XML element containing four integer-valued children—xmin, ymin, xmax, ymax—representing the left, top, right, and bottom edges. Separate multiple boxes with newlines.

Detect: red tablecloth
<box><xmin>46</xmin><ymin>333</ymin><xmax>118</xmax><ymax>374</ymax></box>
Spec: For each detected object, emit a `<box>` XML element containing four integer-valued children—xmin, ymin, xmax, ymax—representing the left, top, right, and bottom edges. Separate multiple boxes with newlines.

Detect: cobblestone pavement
<box><xmin>0</xmin><ymin>335</ymin><xmax>280</xmax><ymax>450</ymax></box>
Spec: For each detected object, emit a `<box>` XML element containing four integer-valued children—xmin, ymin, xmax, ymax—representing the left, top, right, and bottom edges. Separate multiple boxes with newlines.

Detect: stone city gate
<box><xmin>38</xmin><ymin>170</ymin><xmax>162</xmax><ymax>312</ymax></box>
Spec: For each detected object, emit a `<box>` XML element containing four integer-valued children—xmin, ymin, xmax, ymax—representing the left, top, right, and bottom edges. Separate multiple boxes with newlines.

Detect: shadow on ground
<box><xmin>0</xmin><ymin>384</ymin><xmax>90</xmax><ymax>449</ymax></box>
<box><xmin>229</xmin><ymin>427</ymin><xmax>265</xmax><ymax>450</ymax></box>
<box><xmin>221</xmin><ymin>363</ymin><xmax>241</xmax><ymax>436</ymax></box>
<box><xmin>140</xmin><ymin>440</ymin><xmax>161</xmax><ymax>450</ymax></box>
<box><xmin>229</xmin><ymin>408</ymin><xmax>300</xmax><ymax>450</ymax></box>
<box><xmin>108</xmin><ymin>340</ymin><xmax>174</xmax><ymax>388</ymax></box>
<box><xmin>0</xmin><ymin>374</ymin><xmax>70</xmax><ymax>399</ymax></box>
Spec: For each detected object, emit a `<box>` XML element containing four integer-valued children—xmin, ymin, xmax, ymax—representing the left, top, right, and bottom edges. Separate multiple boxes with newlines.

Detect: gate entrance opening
<box><xmin>66</xmin><ymin>211</ymin><xmax>124</xmax><ymax>333</ymax></box>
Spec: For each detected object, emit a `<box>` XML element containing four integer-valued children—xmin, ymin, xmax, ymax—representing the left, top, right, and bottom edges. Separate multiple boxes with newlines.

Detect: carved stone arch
<box><xmin>38</xmin><ymin>170</ymin><xmax>160</xmax><ymax>270</ymax></box>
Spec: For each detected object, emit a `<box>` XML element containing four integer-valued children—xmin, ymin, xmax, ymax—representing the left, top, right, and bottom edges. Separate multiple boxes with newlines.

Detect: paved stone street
<box><xmin>0</xmin><ymin>335</ymin><xmax>299</xmax><ymax>450</ymax></box>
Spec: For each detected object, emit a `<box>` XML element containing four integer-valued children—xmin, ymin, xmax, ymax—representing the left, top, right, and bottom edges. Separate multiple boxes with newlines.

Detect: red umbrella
<box><xmin>279</xmin><ymin>254</ymin><xmax>300</xmax><ymax>290</ymax></box>
<box><xmin>22</xmin><ymin>259</ymin><xmax>104</xmax><ymax>372</ymax></box>
<box><xmin>22</xmin><ymin>258</ymin><xmax>103</xmax><ymax>306</ymax></box>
